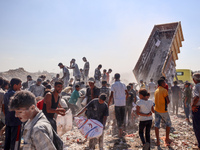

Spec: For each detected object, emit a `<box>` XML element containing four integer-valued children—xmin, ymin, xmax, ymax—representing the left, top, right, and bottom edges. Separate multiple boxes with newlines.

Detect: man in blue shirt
<box><xmin>4</xmin><ymin>78</ymin><xmax>22</xmax><ymax>150</ymax></box>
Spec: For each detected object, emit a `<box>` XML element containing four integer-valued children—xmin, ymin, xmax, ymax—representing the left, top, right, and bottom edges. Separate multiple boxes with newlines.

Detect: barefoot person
<box><xmin>154</xmin><ymin>79</ymin><xmax>171</xmax><ymax>146</ymax></box>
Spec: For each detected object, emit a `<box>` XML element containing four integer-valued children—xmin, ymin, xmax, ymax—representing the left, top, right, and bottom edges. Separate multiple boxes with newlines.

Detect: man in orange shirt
<box><xmin>154</xmin><ymin>79</ymin><xmax>171</xmax><ymax>146</ymax></box>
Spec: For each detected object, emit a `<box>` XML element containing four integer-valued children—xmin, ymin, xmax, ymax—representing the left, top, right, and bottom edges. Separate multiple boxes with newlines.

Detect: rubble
<box><xmin>59</xmin><ymin>107</ymin><xmax>197</xmax><ymax>150</ymax></box>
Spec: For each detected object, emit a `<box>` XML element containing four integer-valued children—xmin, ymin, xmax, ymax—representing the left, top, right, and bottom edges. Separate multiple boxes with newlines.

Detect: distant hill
<box><xmin>0</xmin><ymin>68</ymin><xmax>56</xmax><ymax>82</ymax></box>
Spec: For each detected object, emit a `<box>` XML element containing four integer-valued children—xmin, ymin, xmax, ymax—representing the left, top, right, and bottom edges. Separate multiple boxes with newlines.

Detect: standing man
<box><xmin>129</xmin><ymin>83</ymin><xmax>137</xmax><ymax>103</ymax></box>
<box><xmin>94</xmin><ymin>64</ymin><xmax>102</xmax><ymax>88</ymax></box>
<box><xmin>108</xmin><ymin>73</ymin><xmax>128</xmax><ymax>138</ymax></box>
<box><xmin>29</xmin><ymin>78</ymin><xmax>45</xmax><ymax>97</ymax></box>
<box><xmin>148</xmin><ymin>78</ymin><xmax>157</xmax><ymax>100</ymax></box>
<box><xmin>191</xmin><ymin>73</ymin><xmax>200</xmax><ymax>149</ymax></box>
<box><xmin>125</xmin><ymin>85</ymin><xmax>134</xmax><ymax>128</ymax></box>
<box><xmin>82</xmin><ymin>57</ymin><xmax>90</xmax><ymax>85</ymax></box>
<box><xmin>4</xmin><ymin>78</ymin><xmax>22</xmax><ymax>150</ymax></box>
<box><xmin>68</xmin><ymin>59</ymin><xmax>81</xmax><ymax>82</ymax></box>
<box><xmin>183</xmin><ymin>82</ymin><xmax>192</xmax><ymax>123</ymax></box>
<box><xmin>50</xmin><ymin>74</ymin><xmax>60</xmax><ymax>86</ymax></box>
<box><xmin>102</xmin><ymin>69</ymin><xmax>107</xmax><ymax>81</ymax></box>
<box><xmin>58</xmin><ymin>63</ymin><xmax>70</xmax><ymax>88</ymax></box>
<box><xmin>85</xmin><ymin>77</ymin><xmax>100</xmax><ymax>104</ymax></box>
<box><xmin>0</xmin><ymin>77</ymin><xmax>5</xmax><ymax>116</ymax></box>
<box><xmin>106</xmin><ymin>69</ymin><xmax>112</xmax><ymax>84</ymax></box>
<box><xmin>171</xmin><ymin>81</ymin><xmax>181</xmax><ymax>115</ymax></box>
<box><xmin>42</xmin><ymin>81</ymin><xmax>66</xmax><ymax>132</ymax></box>
<box><xmin>154</xmin><ymin>79</ymin><xmax>171</xmax><ymax>146</ymax></box>
<box><xmin>75</xmin><ymin>94</ymin><xmax>109</xmax><ymax>150</ymax></box>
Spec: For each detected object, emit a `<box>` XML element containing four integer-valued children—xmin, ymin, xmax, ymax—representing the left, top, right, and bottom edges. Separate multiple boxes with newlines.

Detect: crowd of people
<box><xmin>0</xmin><ymin>58</ymin><xmax>199</xmax><ymax>150</ymax></box>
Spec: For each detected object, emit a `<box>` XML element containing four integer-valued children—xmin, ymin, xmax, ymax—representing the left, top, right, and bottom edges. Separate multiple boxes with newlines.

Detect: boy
<box><xmin>9</xmin><ymin>90</ymin><xmax>62</xmax><ymax>149</ymax></box>
<box><xmin>75</xmin><ymin>94</ymin><xmax>108</xmax><ymax>150</ymax></box>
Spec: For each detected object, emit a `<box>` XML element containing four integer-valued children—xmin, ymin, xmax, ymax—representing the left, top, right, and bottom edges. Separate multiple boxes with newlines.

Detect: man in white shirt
<box><xmin>68</xmin><ymin>59</ymin><xmax>81</xmax><ymax>82</ymax></box>
<box><xmin>58</xmin><ymin>63</ymin><xmax>70</xmax><ymax>88</ymax></box>
<box><xmin>108</xmin><ymin>73</ymin><xmax>128</xmax><ymax>138</ymax></box>
<box><xmin>148</xmin><ymin>78</ymin><xmax>157</xmax><ymax>100</ymax></box>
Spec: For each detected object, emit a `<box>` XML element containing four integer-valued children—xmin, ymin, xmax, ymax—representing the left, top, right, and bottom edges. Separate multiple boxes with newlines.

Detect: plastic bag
<box><xmin>56</xmin><ymin>109</ymin><xmax>72</xmax><ymax>136</ymax></box>
<box><xmin>81</xmin><ymin>97</ymin><xmax>87</xmax><ymax>106</ymax></box>
<box><xmin>74</xmin><ymin>117</ymin><xmax>103</xmax><ymax>139</ymax></box>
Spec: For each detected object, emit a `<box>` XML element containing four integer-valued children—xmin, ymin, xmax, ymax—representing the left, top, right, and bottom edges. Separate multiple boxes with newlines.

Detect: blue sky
<box><xmin>0</xmin><ymin>0</ymin><xmax>200</xmax><ymax>82</ymax></box>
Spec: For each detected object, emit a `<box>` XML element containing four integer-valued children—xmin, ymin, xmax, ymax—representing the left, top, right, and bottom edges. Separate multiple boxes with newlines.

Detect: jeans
<box><xmin>139</xmin><ymin>120</ymin><xmax>152</xmax><ymax>144</ymax></box>
<box><xmin>184</xmin><ymin>103</ymin><xmax>190</xmax><ymax>119</ymax></box>
<box><xmin>192</xmin><ymin>107</ymin><xmax>200</xmax><ymax>148</ymax></box>
<box><xmin>4</xmin><ymin>125</ymin><xmax>21</xmax><ymax>150</ymax></box>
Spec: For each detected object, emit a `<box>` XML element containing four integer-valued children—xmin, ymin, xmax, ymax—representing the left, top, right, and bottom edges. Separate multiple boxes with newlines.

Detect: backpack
<box><xmin>52</xmin><ymin>129</ymin><xmax>63</xmax><ymax>150</ymax></box>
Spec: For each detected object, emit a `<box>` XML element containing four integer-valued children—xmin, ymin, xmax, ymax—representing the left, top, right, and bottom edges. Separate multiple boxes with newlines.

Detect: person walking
<box><xmin>154</xmin><ymin>79</ymin><xmax>171</xmax><ymax>146</ymax></box>
<box><xmin>108</xmin><ymin>73</ymin><xmax>128</xmax><ymax>138</ymax></box>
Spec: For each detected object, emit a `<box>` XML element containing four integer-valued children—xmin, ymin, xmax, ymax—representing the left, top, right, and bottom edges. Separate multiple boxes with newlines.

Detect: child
<box><xmin>9</xmin><ymin>90</ymin><xmax>63</xmax><ymax>149</ymax></box>
<box><xmin>136</xmin><ymin>88</ymin><xmax>154</xmax><ymax>150</ymax></box>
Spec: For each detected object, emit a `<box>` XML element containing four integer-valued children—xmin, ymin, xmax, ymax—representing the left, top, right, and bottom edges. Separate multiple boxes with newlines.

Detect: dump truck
<box><xmin>133</xmin><ymin>22</ymin><xmax>184</xmax><ymax>84</ymax></box>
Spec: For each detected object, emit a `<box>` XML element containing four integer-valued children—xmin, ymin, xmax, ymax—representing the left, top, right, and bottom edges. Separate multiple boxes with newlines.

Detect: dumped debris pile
<box><xmin>60</xmin><ymin>108</ymin><xmax>197</xmax><ymax>150</ymax></box>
